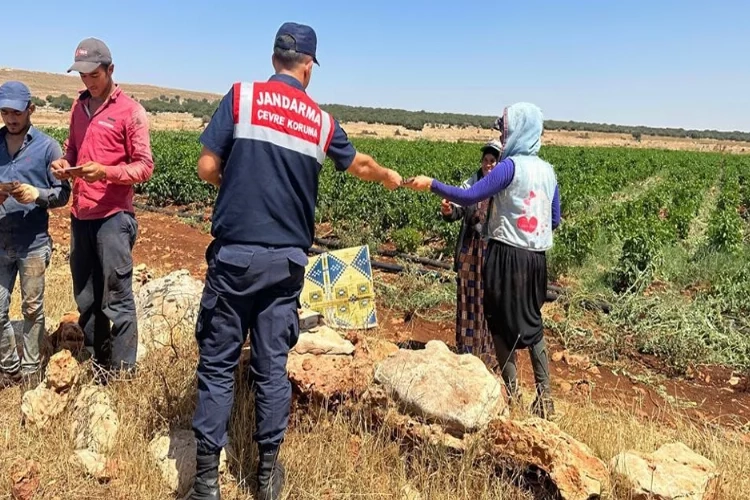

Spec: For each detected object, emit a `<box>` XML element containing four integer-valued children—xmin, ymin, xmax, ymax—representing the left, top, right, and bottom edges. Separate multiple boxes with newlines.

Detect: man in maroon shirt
<box><xmin>51</xmin><ymin>38</ymin><xmax>154</xmax><ymax>379</ymax></box>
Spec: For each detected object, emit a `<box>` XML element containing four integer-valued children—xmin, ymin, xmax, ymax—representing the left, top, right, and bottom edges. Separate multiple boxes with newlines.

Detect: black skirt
<box><xmin>482</xmin><ymin>239</ymin><xmax>547</xmax><ymax>350</ymax></box>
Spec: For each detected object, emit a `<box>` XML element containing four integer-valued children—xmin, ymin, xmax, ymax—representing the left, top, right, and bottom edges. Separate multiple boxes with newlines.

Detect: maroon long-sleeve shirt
<box><xmin>63</xmin><ymin>85</ymin><xmax>154</xmax><ymax>220</ymax></box>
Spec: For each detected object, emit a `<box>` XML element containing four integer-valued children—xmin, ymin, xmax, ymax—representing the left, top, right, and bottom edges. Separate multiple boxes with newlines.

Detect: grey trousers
<box><xmin>0</xmin><ymin>242</ymin><xmax>51</xmax><ymax>375</ymax></box>
<box><xmin>70</xmin><ymin>211</ymin><xmax>138</xmax><ymax>371</ymax></box>
<box><xmin>493</xmin><ymin>335</ymin><xmax>552</xmax><ymax>399</ymax></box>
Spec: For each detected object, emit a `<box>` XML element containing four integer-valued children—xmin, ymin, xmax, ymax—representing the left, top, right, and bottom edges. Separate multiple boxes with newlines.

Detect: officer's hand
<box><xmin>440</xmin><ymin>199</ymin><xmax>453</xmax><ymax>216</ymax></box>
<box><xmin>50</xmin><ymin>158</ymin><xmax>72</xmax><ymax>180</ymax></box>
<box><xmin>10</xmin><ymin>184</ymin><xmax>40</xmax><ymax>204</ymax></box>
<box><xmin>0</xmin><ymin>192</ymin><xmax>9</xmax><ymax>205</ymax></box>
<box><xmin>79</xmin><ymin>162</ymin><xmax>108</xmax><ymax>183</ymax></box>
<box><xmin>381</xmin><ymin>169</ymin><xmax>403</xmax><ymax>191</ymax></box>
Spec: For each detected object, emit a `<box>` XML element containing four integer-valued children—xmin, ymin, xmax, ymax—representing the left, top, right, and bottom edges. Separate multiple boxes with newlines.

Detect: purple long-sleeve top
<box><xmin>430</xmin><ymin>158</ymin><xmax>561</xmax><ymax>229</ymax></box>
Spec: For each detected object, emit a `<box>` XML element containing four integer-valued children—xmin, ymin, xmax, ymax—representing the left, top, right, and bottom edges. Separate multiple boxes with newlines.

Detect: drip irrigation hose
<box><xmin>132</xmin><ymin>200</ymin><xmax>611</xmax><ymax>311</ymax></box>
<box><xmin>314</xmin><ymin>237</ymin><xmax>453</xmax><ymax>270</ymax></box>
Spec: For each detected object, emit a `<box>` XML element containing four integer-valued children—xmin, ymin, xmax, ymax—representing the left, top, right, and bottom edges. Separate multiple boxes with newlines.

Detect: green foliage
<box><xmin>707</xmin><ymin>163</ymin><xmax>744</xmax><ymax>253</ymax></box>
<box><xmin>45</xmin><ymin>94</ymin><xmax>74</xmax><ymax>111</ymax></box>
<box><xmin>547</xmin><ymin>217</ymin><xmax>597</xmax><ymax>276</ymax></box>
<box><xmin>612</xmin><ymin>226</ymin><xmax>664</xmax><ymax>293</ymax></box>
<box><xmin>139</xmin><ymin>96</ymin><xmax>219</xmax><ymax>119</ymax></box>
<box><xmin>390</xmin><ymin>227</ymin><xmax>423</xmax><ymax>253</ymax></box>
<box><xmin>141</xmin><ymin>131</ymin><xmax>217</xmax><ymax>206</ymax></box>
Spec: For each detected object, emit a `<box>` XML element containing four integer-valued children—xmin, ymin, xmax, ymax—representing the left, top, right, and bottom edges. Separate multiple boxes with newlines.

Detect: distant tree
<box><xmin>632</xmin><ymin>132</ymin><xmax>642</xmax><ymax>142</ymax></box>
<box><xmin>47</xmin><ymin>95</ymin><xmax>74</xmax><ymax>111</ymax></box>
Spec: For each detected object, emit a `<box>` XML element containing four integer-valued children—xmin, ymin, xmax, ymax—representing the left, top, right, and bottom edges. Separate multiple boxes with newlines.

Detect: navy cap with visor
<box><xmin>274</xmin><ymin>22</ymin><xmax>320</xmax><ymax>65</ymax></box>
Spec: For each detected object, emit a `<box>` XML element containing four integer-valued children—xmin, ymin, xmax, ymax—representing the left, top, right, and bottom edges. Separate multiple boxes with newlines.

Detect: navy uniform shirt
<box><xmin>0</xmin><ymin>126</ymin><xmax>71</xmax><ymax>252</ymax></box>
<box><xmin>200</xmin><ymin>74</ymin><xmax>356</xmax><ymax>249</ymax></box>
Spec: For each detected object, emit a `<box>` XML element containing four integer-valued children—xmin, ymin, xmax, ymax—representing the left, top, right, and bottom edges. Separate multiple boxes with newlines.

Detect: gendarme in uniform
<box><xmin>191</xmin><ymin>21</ymin><xmax>358</xmax><ymax>500</ymax></box>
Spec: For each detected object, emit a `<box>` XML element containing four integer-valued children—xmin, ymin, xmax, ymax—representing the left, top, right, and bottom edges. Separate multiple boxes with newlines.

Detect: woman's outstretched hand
<box><xmin>402</xmin><ymin>175</ymin><xmax>434</xmax><ymax>192</ymax></box>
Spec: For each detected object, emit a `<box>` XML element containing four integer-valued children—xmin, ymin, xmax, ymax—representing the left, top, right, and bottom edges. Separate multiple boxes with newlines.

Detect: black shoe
<box><xmin>0</xmin><ymin>369</ymin><xmax>22</xmax><ymax>389</ymax></box>
<box><xmin>531</xmin><ymin>395</ymin><xmax>556</xmax><ymax>420</ymax></box>
<box><xmin>189</xmin><ymin>452</ymin><xmax>221</xmax><ymax>500</ymax></box>
<box><xmin>257</xmin><ymin>448</ymin><xmax>285</xmax><ymax>500</ymax></box>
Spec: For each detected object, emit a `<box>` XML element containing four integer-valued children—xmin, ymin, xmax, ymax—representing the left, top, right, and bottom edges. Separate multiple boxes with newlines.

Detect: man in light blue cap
<box><xmin>0</xmin><ymin>81</ymin><xmax>71</xmax><ymax>389</ymax></box>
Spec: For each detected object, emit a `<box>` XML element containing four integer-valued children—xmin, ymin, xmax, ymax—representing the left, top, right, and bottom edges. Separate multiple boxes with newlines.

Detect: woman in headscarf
<box><xmin>440</xmin><ymin>140</ymin><xmax>502</xmax><ymax>372</ymax></box>
<box><xmin>405</xmin><ymin>103</ymin><xmax>561</xmax><ymax>419</ymax></box>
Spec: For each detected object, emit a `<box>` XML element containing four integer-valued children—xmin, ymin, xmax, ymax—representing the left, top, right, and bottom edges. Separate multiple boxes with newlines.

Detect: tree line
<box><xmin>31</xmin><ymin>94</ymin><xmax>750</xmax><ymax>143</ymax></box>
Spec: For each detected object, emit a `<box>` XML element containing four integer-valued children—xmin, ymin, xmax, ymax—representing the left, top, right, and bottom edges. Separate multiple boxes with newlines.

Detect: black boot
<box><xmin>531</xmin><ymin>394</ymin><xmax>556</xmax><ymax>420</ymax></box>
<box><xmin>189</xmin><ymin>452</ymin><xmax>221</xmax><ymax>500</ymax></box>
<box><xmin>256</xmin><ymin>448</ymin><xmax>285</xmax><ymax>500</ymax></box>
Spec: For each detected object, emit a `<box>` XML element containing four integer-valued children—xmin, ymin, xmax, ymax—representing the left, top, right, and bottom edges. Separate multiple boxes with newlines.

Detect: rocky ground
<box><xmin>0</xmin><ymin>206</ymin><xmax>748</xmax><ymax>499</ymax></box>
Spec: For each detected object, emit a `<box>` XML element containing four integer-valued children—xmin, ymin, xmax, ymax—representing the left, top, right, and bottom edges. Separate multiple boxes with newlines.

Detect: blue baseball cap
<box><xmin>0</xmin><ymin>81</ymin><xmax>32</xmax><ymax>112</ymax></box>
<box><xmin>274</xmin><ymin>22</ymin><xmax>319</xmax><ymax>65</ymax></box>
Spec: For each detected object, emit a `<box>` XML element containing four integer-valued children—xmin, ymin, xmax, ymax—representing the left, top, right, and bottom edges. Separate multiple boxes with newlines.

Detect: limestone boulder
<box><xmin>292</xmin><ymin>326</ymin><xmax>355</xmax><ymax>356</ymax></box>
<box><xmin>69</xmin><ymin>450</ymin><xmax>117</xmax><ymax>482</ymax></box>
<box><xmin>71</xmin><ymin>386</ymin><xmax>119</xmax><ymax>454</ymax></box>
<box><xmin>148</xmin><ymin>429</ymin><xmax>231</xmax><ymax>497</ymax></box>
<box><xmin>610</xmin><ymin>442</ymin><xmax>721</xmax><ymax>500</ymax></box>
<box><xmin>21</xmin><ymin>385</ymin><xmax>67</xmax><ymax>429</ymax></box>
<box><xmin>45</xmin><ymin>349</ymin><xmax>80</xmax><ymax>392</ymax></box>
<box><xmin>487</xmin><ymin>417</ymin><xmax>610</xmax><ymax>500</ymax></box>
<box><xmin>373</xmin><ymin>340</ymin><xmax>505</xmax><ymax>434</ymax></box>
<box><xmin>135</xmin><ymin>270</ymin><xmax>204</xmax><ymax>361</ymax></box>
<box><xmin>287</xmin><ymin>332</ymin><xmax>398</xmax><ymax>401</ymax></box>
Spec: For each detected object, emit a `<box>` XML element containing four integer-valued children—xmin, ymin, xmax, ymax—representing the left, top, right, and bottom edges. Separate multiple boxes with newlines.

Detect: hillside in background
<box><xmin>3</xmin><ymin>67</ymin><xmax>750</xmax><ymax>142</ymax></box>
<box><xmin>0</xmin><ymin>67</ymin><xmax>220</xmax><ymax>101</ymax></box>
<box><xmin>320</xmin><ymin>104</ymin><xmax>750</xmax><ymax>142</ymax></box>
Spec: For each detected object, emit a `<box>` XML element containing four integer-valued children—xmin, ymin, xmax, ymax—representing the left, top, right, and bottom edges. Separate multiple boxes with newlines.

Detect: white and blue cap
<box><xmin>0</xmin><ymin>81</ymin><xmax>32</xmax><ymax>112</ymax></box>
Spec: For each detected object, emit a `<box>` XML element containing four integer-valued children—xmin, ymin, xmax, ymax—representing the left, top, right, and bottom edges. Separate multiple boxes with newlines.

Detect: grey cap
<box><xmin>67</xmin><ymin>38</ymin><xmax>112</xmax><ymax>73</ymax></box>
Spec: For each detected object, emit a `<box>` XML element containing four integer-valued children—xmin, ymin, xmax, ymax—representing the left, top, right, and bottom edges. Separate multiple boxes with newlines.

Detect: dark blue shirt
<box><xmin>431</xmin><ymin>158</ymin><xmax>561</xmax><ymax>229</ymax></box>
<box><xmin>0</xmin><ymin>126</ymin><xmax>71</xmax><ymax>252</ymax></box>
<box><xmin>200</xmin><ymin>74</ymin><xmax>357</xmax><ymax>249</ymax></box>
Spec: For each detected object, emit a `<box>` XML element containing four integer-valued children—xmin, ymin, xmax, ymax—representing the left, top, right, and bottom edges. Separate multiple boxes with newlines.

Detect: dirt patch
<box><xmin>48</xmin><ymin>208</ymin><xmax>211</xmax><ymax>280</ymax></box>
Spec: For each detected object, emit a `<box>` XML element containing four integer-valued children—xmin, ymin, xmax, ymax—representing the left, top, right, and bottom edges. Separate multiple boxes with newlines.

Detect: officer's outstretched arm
<box><xmin>197</xmin><ymin>146</ymin><xmax>223</xmax><ymax>187</ymax></box>
<box><xmin>347</xmin><ymin>152</ymin><xmax>402</xmax><ymax>191</ymax></box>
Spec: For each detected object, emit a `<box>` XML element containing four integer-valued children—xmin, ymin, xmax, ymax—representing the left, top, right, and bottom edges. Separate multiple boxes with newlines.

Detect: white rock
<box><xmin>611</xmin><ymin>442</ymin><xmax>720</xmax><ymax>500</ymax></box>
<box><xmin>71</xmin><ymin>386</ymin><xmax>119</xmax><ymax>454</ymax></box>
<box><xmin>135</xmin><ymin>270</ymin><xmax>204</xmax><ymax>361</ymax></box>
<box><xmin>374</xmin><ymin>340</ymin><xmax>505</xmax><ymax>434</ymax></box>
<box><xmin>293</xmin><ymin>326</ymin><xmax>355</xmax><ymax>356</ymax></box>
<box><xmin>21</xmin><ymin>386</ymin><xmax>67</xmax><ymax>428</ymax></box>
<box><xmin>149</xmin><ymin>429</ymin><xmax>230</xmax><ymax>497</ymax></box>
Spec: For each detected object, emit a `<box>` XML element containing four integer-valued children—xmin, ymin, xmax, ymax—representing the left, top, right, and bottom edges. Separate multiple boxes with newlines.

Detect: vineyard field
<box><xmin>43</xmin><ymin>128</ymin><xmax>750</xmax><ymax>372</ymax></box>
